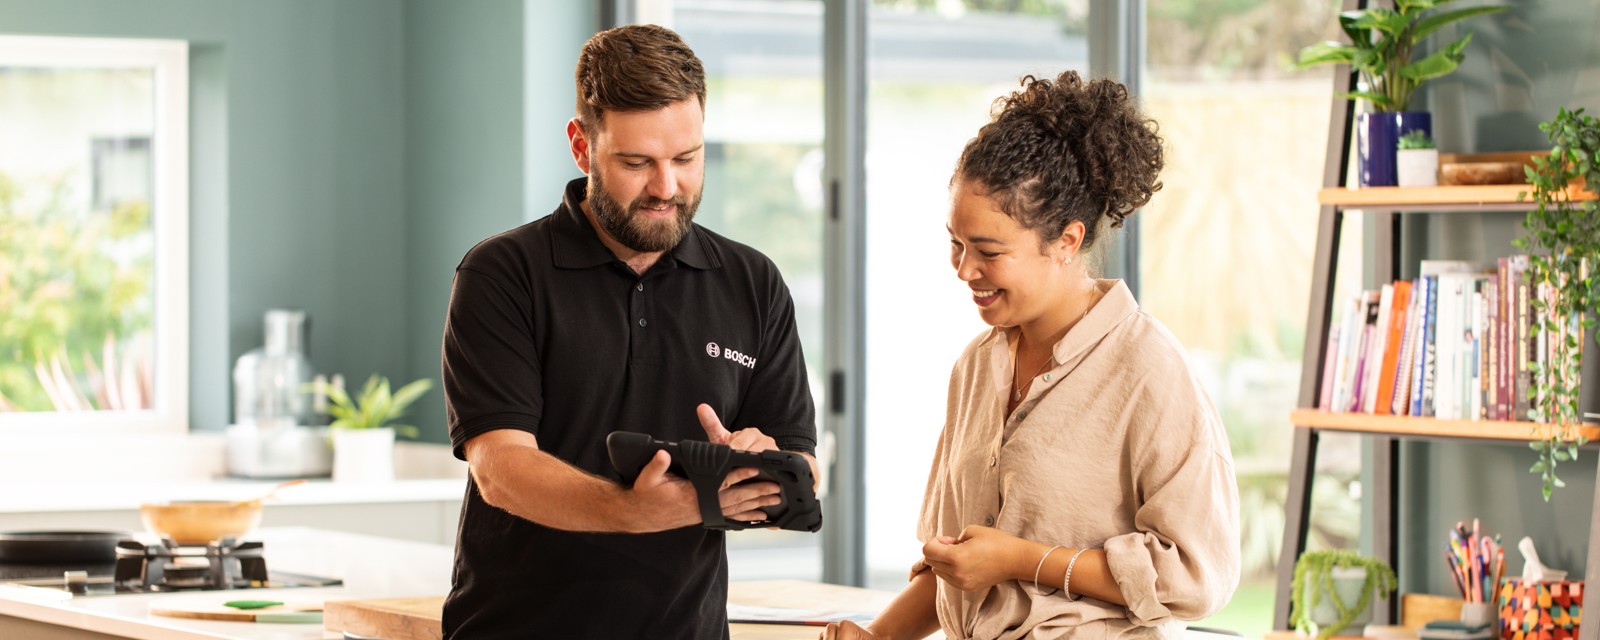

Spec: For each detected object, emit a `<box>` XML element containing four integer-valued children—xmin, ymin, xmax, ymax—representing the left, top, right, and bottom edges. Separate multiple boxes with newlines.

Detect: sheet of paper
<box><xmin>727</xmin><ymin>603</ymin><xmax>875</xmax><ymax>626</ymax></box>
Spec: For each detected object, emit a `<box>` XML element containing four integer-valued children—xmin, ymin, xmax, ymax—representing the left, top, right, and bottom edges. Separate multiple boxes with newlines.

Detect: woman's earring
<box><xmin>1063</xmin><ymin>256</ymin><xmax>1073</xmax><ymax>266</ymax></box>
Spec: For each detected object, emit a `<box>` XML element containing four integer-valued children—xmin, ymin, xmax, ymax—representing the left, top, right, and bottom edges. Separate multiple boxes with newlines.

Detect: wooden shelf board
<box><xmin>1290</xmin><ymin>409</ymin><xmax>1600</xmax><ymax>442</ymax></box>
<box><xmin>1318</xmin><ymin>184</ymin><xmax>1594</xmax><ymax>207</ymax></box>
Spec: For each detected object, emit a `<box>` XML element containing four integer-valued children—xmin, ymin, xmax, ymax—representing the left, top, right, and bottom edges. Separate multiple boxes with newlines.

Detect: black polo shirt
<box><xmin>440</xmin><ymin>177</ymin><xmax>816</xmax><ymax>640</ymax></box>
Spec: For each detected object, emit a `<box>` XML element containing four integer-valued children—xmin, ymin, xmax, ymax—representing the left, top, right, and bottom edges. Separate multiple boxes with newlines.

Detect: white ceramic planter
<box><xmin>331</xmin><ymin>427</ymin><xmax>396</xmax><ymax>483</ymax></box>
<box><xmin>1396</xmin><ymin>148</ymin><xmax>1439</xmax><ymax>187</ymax></box>
<box><xmin>1304</xmin><ymin>566</ymin><xmax>1374</xmax><ymax>631</ymax></box>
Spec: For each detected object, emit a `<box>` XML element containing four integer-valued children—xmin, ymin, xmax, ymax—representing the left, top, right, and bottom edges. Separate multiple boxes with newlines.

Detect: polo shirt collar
<box><xmin>551</xmin><ymin>177</ymin><xmax>718</xmax><ymax>271</ymax></box>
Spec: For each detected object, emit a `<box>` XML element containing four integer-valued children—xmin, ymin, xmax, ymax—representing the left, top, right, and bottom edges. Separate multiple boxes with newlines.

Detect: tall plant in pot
<box><xmin>1295</xmin><ymin>0</ymin><xmax>1505</xmax><ymax>186</ymax></box>
<box><xmin>1515</xmin><ymin>107</ymin><xmax>1600</xmax><ymax>500</ymax></box>
<box><xmin>312</xmin><ymin>375</ymin><xmax>432</xmax><ymax>482</ymax></box>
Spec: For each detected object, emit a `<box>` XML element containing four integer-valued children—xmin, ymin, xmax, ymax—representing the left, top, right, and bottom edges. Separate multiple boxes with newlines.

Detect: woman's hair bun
<box><xmin>957</xmin><ymin>70</ymin><xmax>1163</xmax><ymax>246</ymax></box>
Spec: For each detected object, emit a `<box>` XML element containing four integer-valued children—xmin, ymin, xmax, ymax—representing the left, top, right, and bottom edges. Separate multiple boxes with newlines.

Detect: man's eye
<box><xmin>979</xmin><ymin>251</ymin><xmax>1001</xmax><ymax>258</ymax></box>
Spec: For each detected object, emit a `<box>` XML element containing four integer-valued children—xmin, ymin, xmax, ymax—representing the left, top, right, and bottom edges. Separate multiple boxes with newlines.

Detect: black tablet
<box><xmin>606</xmin><ymin>431</ymin><xmax>822</xmax><ymax>533</ymax></box>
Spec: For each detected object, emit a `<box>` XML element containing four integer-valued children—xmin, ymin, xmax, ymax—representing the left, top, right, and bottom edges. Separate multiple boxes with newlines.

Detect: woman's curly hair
<box><xmin>954</xmin><ymin>70</ymin><xmax>1163</xmax><ymax>252</ymax></box>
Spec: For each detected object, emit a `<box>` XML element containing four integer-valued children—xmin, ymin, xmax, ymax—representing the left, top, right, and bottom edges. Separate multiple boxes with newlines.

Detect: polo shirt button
<box><xmin>985</xmin><ymin>516</ymin><xmax>994</xmax><ymax>526</ymax></box>
<box><xmin>636</xmin><ymin>283</ymin><xmax>644</xmax><ymax>292</ymax></box>
<box><xmin>1016</xmin><ymin>410</ymin><xmax>1027</xmax><ymax>420</ymax></box>
<box><xmin>988</xmin><ymin>454</ymin><xmax>996</xmax><ymax>467</ymax></box>
<box><xmin>1043</xmin><ymin>373</ymin><xmax>1052</xmax><ymax>381</ymax></box>
<box><xmin>638</xmin><ymin>318</ymin><xmax>647</xmax><ymax>327</ymax></box>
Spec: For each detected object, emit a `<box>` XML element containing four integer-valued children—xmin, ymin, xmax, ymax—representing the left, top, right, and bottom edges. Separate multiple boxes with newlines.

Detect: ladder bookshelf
<box><xmin>1271</xmin><ymin>2</ymin><xmax>1599</xmax><ymax>634</ymax></box>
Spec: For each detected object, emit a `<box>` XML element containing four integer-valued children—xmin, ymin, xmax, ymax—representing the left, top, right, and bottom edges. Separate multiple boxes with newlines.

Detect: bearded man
<box><xmin>439</xmin><ymin>24</ymin><xmax>817</xmax><ymax>640</ymax></box>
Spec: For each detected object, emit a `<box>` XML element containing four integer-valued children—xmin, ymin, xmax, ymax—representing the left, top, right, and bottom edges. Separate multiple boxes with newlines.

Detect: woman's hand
<box><xmin>921</xmin><ymin>525</ymin><xmax>1034</xmax><ymax>592</ymax></box>
<box><xmin>820</xmin><ymin>620</ymin><xmax>879</xmax><ymax>639</ymax></box>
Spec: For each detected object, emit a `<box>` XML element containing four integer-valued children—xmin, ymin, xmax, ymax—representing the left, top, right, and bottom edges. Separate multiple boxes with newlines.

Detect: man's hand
<box><xmin>921</xmin><ymin>525</ymin><xmax>1033</xmax><ymax>592</ymax></box>
<box><xmin>623</xmin><ymin>449</ymin><xmax>704</xmax><ymax>532</ymax></box>
<box><xmin>697</xmin><ymin>403</ymin><xmax>781</xmax><ymax>522</ymax></box>
<box><xmin>697</xmin><ymin>403</ymin><xmax>777</xmax><ymax>451</ymax></box>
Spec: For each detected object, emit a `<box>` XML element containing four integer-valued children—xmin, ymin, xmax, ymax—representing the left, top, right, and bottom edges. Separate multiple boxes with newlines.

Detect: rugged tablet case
<box><xmin>606</xmin><ymin>431</ymin><xmax>823</xmax><ymax>533</ymax></box>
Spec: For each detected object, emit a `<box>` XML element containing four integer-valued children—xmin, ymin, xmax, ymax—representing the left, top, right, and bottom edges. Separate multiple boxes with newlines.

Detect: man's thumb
<box><xmin>697</xmin><ymin>403</ymin><xmax>731</xmax><ymax>444</ymax></box>
<box><xmin>634</xmin><ymin>449</ymin><xmax>673</xmax><ymax>488</ymax></box>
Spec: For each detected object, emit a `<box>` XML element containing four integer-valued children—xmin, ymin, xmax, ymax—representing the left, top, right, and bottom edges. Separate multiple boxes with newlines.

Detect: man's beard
<box><xmin>588</xmin><ymin>167</ymin><xmax>701</xmax><ymax>253</ymax></box>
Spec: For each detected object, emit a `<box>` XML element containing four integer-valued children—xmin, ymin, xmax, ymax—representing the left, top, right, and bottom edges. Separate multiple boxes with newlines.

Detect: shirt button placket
<box><xmin>633</xmin><ymin>281</ymin><xmax>646</xmax><ymax>329</ymax></box>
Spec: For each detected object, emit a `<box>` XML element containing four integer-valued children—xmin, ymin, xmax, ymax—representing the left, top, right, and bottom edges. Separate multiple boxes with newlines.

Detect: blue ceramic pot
<box><xmin>1358</xmin><ymin>111</ymin><xmax>1432</xmax><ymax>187</ymax></box>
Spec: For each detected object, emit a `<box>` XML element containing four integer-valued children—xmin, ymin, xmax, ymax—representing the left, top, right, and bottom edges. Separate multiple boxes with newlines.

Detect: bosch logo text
<box><xmin>705</xmin><ymin>342</ymin><xmax>756</xmax><ymax>369</ymax></box>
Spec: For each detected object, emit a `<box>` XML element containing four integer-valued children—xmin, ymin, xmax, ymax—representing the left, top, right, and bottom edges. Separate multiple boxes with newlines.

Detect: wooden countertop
<box><xmin>324</xmin><ymin>579</ymin><xmax>900</xmax><ymax>640</ymax></box>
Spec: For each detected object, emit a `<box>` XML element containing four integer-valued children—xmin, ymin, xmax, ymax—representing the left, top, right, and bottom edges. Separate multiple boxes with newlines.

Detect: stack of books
<box><xmin>1317</xmin><ymin>257</ymin><xmax>1577</xmax><ymax>421</ymax></box>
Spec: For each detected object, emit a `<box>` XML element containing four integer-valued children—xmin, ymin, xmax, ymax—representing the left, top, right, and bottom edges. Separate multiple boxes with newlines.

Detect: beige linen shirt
<box><xmin>918</xmin><ymin>279</ymin><xmax>1241</xmax><ymax>640</ymax></box>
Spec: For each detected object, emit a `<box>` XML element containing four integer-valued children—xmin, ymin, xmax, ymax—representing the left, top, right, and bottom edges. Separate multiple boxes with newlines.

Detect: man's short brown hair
<box><xmin>575</xmin><ymin>24</ymin><xmax>706</xmax><ymax>134</ymax></box>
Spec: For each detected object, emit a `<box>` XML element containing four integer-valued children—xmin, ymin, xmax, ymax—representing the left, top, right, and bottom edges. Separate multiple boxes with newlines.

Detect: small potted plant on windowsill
<box><xmin>1515</xmin><ymin>106</ymin><xmax>1600</xmax><ymax>500</ymax></box>
<box><xmin>1290</xmin><ymin>550</ymin><xmax>1398</xmax><ymax>640</ymax></box>
<box><xmin>311</xmin><ymin>374</ymin><xmax>433</xmax><ymax>483</ymax></box>
<box><xmin>1397</xmin><ymin>130</ymin><xmax>1439</xmax><ymax>187</ymax></box>
<box><xmin>1295</xmin><ymin>1</ymin><xmax>1505</xmax><ymax>187</ymax></box>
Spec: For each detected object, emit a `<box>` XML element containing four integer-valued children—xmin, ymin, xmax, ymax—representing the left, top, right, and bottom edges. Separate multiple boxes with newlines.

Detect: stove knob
<box><xmin>64</xmin><ymin>570</ymin><xmax>88</xmax><ymax>595</ymax></box>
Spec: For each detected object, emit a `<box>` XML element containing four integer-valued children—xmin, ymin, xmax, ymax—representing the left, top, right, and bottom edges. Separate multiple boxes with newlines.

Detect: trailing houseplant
<box><xmin>1290</xmin><ymin>550</ymin><xmax>1397</xmax><ymax>640</ymax></box>
<box><xmin>1295</xmin><ymin>0</ymin><xmax>1505</xmax><ymax>186</ymax></box>
<box><xmin>1515</xmin><ymin>107</ymin><xmax>1600</xmax><ymax>500</ymax></box>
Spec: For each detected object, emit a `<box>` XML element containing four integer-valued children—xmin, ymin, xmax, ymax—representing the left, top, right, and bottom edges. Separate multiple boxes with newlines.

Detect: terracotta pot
<box><xmin>139</xmin><ymin>500</ymin><xmax>263</xmax><ymax>545</ymax></box>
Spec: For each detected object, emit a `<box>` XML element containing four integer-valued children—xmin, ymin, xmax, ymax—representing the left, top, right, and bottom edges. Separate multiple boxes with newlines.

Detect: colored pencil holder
<box><xmin>1498</xmin><ymin>578</ymin><xmax>1583</xmax><ymax>640</ymax></box>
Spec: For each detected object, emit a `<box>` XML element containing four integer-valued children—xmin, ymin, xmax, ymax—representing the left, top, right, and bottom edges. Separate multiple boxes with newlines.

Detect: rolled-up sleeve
<box><xmin>1103</xmin><ymin>398</ymin><xmax>1241</xmax><ymax>625</ymax></box>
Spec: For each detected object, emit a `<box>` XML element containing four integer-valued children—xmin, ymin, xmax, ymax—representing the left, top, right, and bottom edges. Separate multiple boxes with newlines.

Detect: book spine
<box><xmin>1377</xmin><ymin>281</ymin><xmax>1411</xmax><ymax>415</ymax></box>
<box><xmin>1394</xmin><ymin>278</ymin><xmax>1424</xmax><ymax>415</ymax></box>
<box><xmin>1320</xmin><ymin>304</ymin><xmax>1342</xmax><ymax>410</ymax></box>
<box><xmin>1513</xmin><ymin>256</ymin><xmax>1531</xmax><ymax>421</ymax></box>
<box><xmin>1419</xmin><ymin>275</ymin><xmax>1440</xmax><ymax>417</ymax></box>
<box><xmin>1364</xmin><ymin>285</ymin><xmax>1396</xmax><ymax>413</ymax></box>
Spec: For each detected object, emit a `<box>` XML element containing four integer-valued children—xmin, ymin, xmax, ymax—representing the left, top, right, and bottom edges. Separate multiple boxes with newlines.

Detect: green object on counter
<box><xmin>223</xmin><ymin>600</ymin><xmax>283</xmax><ymax>610</ymax></box>
<box><xmin>254</xmin><ymin>611</ymin><xmax>323</xmax><ymax>624</ymax></box>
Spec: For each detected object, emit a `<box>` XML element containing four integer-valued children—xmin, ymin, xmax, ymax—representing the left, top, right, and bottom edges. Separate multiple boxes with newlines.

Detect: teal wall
<box><xmin>0</xmin><ymin>0</ymin><xmax>595</xmax><ymax>443</ymax></box>
<box><xmin>402</xmin><ymin>0</ymin><xmax>594</xmax><ymax>445</ymax></box>
<box><xmin>1393</xmin><ymin>0</ymin><xmax>1600</xmax><ymax>597</ymax></box>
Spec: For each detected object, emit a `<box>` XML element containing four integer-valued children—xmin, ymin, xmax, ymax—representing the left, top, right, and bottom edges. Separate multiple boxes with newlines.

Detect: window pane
<box><xmin>1142</xmin><ymin>1</ymin><xmax>1360</xmax><ymax>634</ymax></box>
<box><xmin>864</xmin><ymin>0</ymin><xmax>1089</xmax><ymax>589</ymax></box>
<box><xmin>639</xmin><ymin>0</ymin><xmax>828</xmax><ymax>582</ymax></box>
<box><xmin>0</xmin><ymin>36</ymin><xmax>187</xmax><ymax>431</ymax></box>
<box><xmin>0</xmin><ymin>68</ymin><xmax>155</xmax><ymax>412</ymax></box>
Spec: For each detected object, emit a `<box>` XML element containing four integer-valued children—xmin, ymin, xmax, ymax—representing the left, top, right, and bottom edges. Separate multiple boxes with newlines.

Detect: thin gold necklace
<box><xmin>1011</xmin><ymin>290</ymin><xmax>1096</xmax><ymax>402</ymax></box>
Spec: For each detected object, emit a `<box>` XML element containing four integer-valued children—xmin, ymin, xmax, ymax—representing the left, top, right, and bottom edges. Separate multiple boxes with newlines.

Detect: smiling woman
<box><xmin>0</xmin><ymin>35</ymin><xmax>188</xmax><ymax>434</ymax></box>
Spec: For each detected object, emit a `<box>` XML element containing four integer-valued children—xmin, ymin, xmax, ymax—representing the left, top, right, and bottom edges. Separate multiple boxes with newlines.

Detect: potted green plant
<box><xmin>1295</xmin><ymin>0</ymin><xmax>1505</xmax><ymax>187</ymax></box>
<box><xmin>312</xmin><ymin>374</ymin><xmax>433</xmax><ymax>482</ymax></box>
<box><xmin>1290</xmin><ymin>550</ymin><xmax>1398</xmax><ymax>640</ymax></box>
<box><xmin>1396</xmin><ymin>130</ymin><xmax>1439</xmax><ymax>187</ymax></box>
<box><xmin>1515</xmin><ymin>107</ymin><xmax>1600</xmax><ymax>500</ymax></box>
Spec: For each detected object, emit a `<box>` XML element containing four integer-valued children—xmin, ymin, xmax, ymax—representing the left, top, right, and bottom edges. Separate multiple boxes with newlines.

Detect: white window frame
<box><xmin>0</xmin><ymin>35</ymin><xmax>189</xmax><ymax>435</ymax></box>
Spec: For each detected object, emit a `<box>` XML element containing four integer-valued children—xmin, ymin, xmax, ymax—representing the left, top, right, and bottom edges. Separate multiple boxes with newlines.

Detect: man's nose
<box><xmin>646</xmin><ymin>164</ymin><xmax>677</xmax><ymax>201</ymax></box>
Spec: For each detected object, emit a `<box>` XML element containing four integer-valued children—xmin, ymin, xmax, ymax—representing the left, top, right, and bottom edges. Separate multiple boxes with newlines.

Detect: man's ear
<box><xmin>567</xmin><ymin>118</ymin><xmax>592</xmax><ymax>175</ymax></box>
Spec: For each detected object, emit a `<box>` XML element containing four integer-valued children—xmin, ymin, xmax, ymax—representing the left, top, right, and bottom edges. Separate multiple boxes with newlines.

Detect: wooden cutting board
<box><xmin>149</xmin><ymin>596</ymin><xmax>324</xmax><ymax>623</ymax></box>
<box><xmin>324</xmin><ymin>596</ymin><xmax>443</xmax><ymax>640</ymax></box>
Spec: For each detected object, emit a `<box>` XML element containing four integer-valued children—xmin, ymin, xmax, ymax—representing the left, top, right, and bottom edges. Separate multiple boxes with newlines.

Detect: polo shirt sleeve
<box><xmin>442</xmin><ymin>266</ymin><xmax>543</xmax><ymax>460</ymax></box>
<box><xmin>735</xmin><ymin>275</ymin><xmax>816</xmax><ymax>456</ymax></box>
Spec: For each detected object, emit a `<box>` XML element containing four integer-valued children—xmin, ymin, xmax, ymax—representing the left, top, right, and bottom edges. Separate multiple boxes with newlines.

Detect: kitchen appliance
<box><xmin>0</xmin><ymin>537</ymin><xmax>340</xmax><ymax>596</ymax></box>
<box><xmin>228</xmin><ymin>309</ymin><xmax>332</xmax><ymax>478</ymax></box>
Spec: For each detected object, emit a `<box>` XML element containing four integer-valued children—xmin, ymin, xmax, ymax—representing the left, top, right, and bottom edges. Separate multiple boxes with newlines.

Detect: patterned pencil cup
<box><xmin>1498</xmin><ymin>578</ymin><xmax>1583</xmax><ymax>640</ymax></box>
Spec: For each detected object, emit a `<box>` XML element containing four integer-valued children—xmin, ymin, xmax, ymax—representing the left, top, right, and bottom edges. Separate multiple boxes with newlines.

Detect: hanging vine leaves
<box><xmin>1514</xmin><ymin>107</ymin><xmax>1600</xmax><ymax>500</ymax></box>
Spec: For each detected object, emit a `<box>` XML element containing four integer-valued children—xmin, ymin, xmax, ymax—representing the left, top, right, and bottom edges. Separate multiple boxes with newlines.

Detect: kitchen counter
<box><xmin>0</xmin><ymin>527</ymin><xmax>453</xmax><ymax>640</ymax></box>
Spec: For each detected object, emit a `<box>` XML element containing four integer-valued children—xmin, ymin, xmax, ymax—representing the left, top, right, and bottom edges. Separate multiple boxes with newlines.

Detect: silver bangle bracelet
<box><xmin>1031</xmin><ymin>545</ymin><xmax>1063</xmax><ymax>596</ymax></box>
<box><xmin>1062</xmin><ymin>548</ymin><xmax>1089</xmax><ymax>602</ymax></box>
